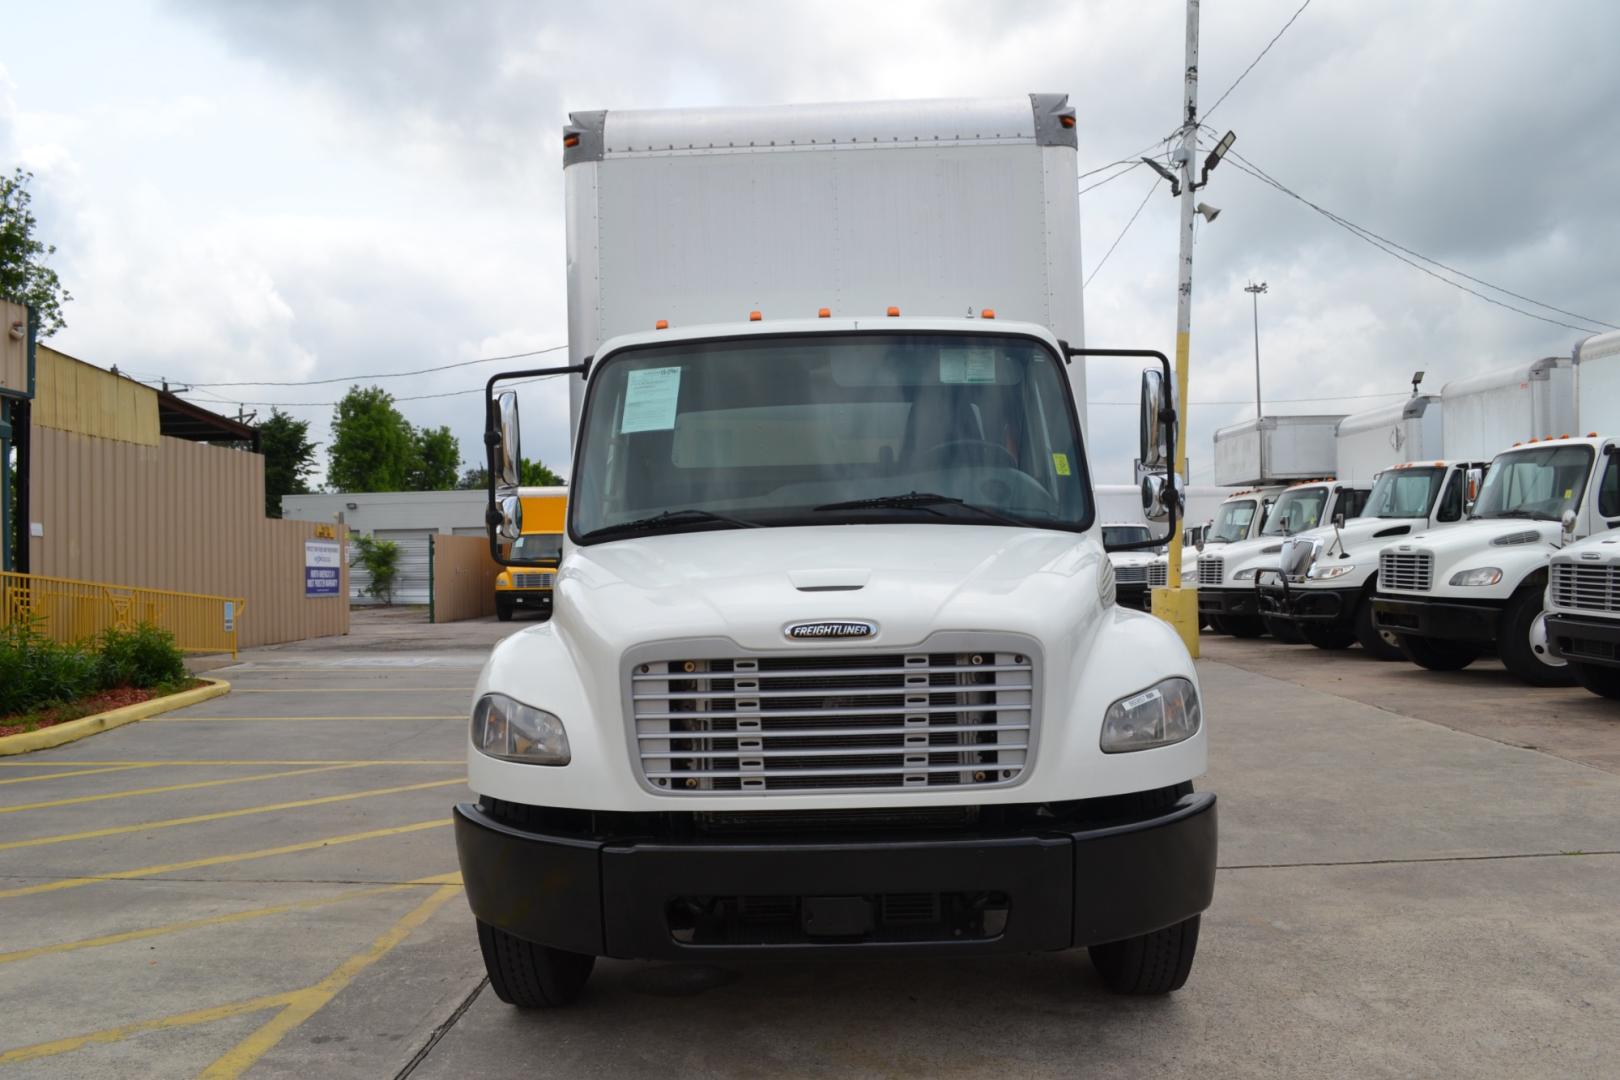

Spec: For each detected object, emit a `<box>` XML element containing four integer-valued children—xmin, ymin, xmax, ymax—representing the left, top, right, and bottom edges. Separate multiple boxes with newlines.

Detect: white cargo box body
<box><xmin>1334</xmin><ymin>395</ymin><xmax>1442</xmax><ymax>487</ymax></box>
<box><xmin>1213</xmin><ymin>415</ymin><xmax>1344</xmax><ymax>487</ymax></box>
<box><xmin>1575</xmin><ymin>330</ymin><xmax>1620</xmax><ymax>435</ymax></box>
<box><xmin>562</xmin><ymin>96</ymin><xmax>1085</xmax><ymax>430</ymax></box>
<box><xmin>1439</xmin><ymin>356</ymin><xmax>1574</xmax><ymax>461</ymax></box>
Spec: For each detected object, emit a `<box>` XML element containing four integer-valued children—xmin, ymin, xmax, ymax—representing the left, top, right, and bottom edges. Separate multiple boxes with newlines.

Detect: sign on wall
<box><xmin>305</xmin><ymin>539</ymin><xmax>342</xmax><ymax>597</ymax></box>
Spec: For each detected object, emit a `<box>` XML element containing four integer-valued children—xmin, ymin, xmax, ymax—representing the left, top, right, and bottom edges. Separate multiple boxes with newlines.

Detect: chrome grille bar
<box><xmin>1379</xmin><ymin>551</ymin><xmax>1432</xmax><ymax>592</ymax></box>
<box><xmin>1197</xmin><ymin>556</ymin><xmax>1223</xmax><ymax>586</ymax></box>
<box><xmin>1550</xmin><ymin>562</ymin><xmax>1620</xmax><ymax>613</ymax></box>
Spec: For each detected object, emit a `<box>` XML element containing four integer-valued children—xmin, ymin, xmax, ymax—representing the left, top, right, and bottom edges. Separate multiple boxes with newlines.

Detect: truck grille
<box><xmin>630</xmin><ymin>649</ymin><xmax>1034</xmax><ymax>794</ymax></box>
<box><xmin>1197</xmin><ymin>556</ymin><xmax>1223</xmax><ymax>586</ymax></box>
<box><xmin>1115</xmin><ymin>565</ymin><xmax>1148</xmax><ymax>585</ymax></box>
<box><xmin>510</xmin><ymin>572</ymin><xmax>555</xmax><ymax>588</ymax></box>
<box><xmin>1379</xmin><ymin>551</ymin><xmax>1432</xmax><ymax>592</ymax></box>
<box><xmin>1148</xmin><ymin>562</ymin><xmax>1168</xmax><ymax>587</ymax></box>
<box><xmin>1550</xmin><ymin>562</ymin><xmax>1620</xmax><ymax>613</ymax></box>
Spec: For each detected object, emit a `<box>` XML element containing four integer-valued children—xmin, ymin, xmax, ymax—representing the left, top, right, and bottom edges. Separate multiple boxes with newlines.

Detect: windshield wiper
<box><xmin>578</xmin><ymin>508</ymin><xmax>760</xmax><ymax>543</ymax></box>
<box><xmin>813</xmin><ymin>491</ymin><xmax>1025</xmax><ymax>526</ymax></box>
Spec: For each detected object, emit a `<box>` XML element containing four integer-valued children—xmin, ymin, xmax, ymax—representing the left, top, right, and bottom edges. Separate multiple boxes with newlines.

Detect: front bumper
<box><xmin>1546</xmin><ymin>613</ymin><xmax>1620</xmax><ymax>667</ymax></box>
<box><xmin>1198</xmin><ymin>586</ymin><xmax>1258</xmax><ymax>617</ymax></box>
<box><xmin>454</xmin><ymin>792</ymin><xmax>1217</xmax><ymax>960</ymax></box>
<box><xmin>1371</xmin><ymin>595</ymin><xmax>1501</xmax><ymax>643</ymax></box>
<box><xmin>1116</xmin><ymin>582</ymin><xmax>1151</xmax><ymax>611</ymax></box>
<box><xmin>1256</xmin><ymin>580</ymin><xmax>1359</xmax><ymax>626</ymax></box>
<box><xmin>496</xmin><ymin>589</ymin><xmax>552</xmax><ymax>611</ymax></box>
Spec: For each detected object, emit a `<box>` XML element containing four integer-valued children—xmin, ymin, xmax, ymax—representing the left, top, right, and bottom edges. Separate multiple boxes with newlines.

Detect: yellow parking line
<box><xmin>232</xmin><ymin>687</ymin><xmax>474</xmax><ymax>693</ymax></box>
<box><xmin>0</xmin><ymin>779</ymin><xmax>463</xmax><ymax>854</ymax></box>
<box><xmin>0</xmin><ymin>764</ymin><xmax>161</xmax><ymax>786</ymax></box>
<box><xmin>0</xmin><ymin>759</ymin><xmax>460</xmax><ymax>767</ymax></box>
<box><xmin>0</xmin><ymin>992</ymin><xmax>299</xmax><ymax>1066</ymax></box>
<box><xmin>200</xmin><ymin>881</ymin><xmax>464</xmax><ymax>1078</ymax></box>
<box><xmin>0</xmin><ymin>872</ymin><xmax>462</xmax><ymax>966</ymax></box>
<box><xmin>149</xmin><ymin>715</ymin><xmax>464</xmax><ymax>723</ymax></box>
<box><xmin>0</xmin><ymin>763</ymin><xmax>367</xmax><ymax>815</ymax></box>
<box><xmin>0</xmin><ymin>819</ymin><xmax>451</xmax><ymax>900</ymax></box>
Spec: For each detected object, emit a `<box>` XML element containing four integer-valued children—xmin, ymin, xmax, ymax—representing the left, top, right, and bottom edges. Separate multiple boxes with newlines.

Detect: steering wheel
<box><xmin>921</xmin><ymin>439</ymin><xmax>1019</xmax><ymax>470</ymax></box>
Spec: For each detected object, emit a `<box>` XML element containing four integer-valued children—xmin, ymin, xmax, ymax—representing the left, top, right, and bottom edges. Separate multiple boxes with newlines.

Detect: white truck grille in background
<box><xmin>511</xmin><ymin>572</ymin><xmax>555</xmax><ymax>588</ymax></box>
<box><xmin>1115</xmin><ymin>565</ymin><xmax>1148</xmax><ymax>585</ymax></box>
<box><xmin>631</xmin><ymin>650</ymin><xmax>1034</xmax><ymax>794</ymax></box>
<box><xmin>1197</xmin><ymin>556</ymin><xmax>1223</xmax><ymax>586</ymax></box>
<box><xmin>1148</xmin><ymin>563</ymin><xmax>1168</xmax><ymax>586</ymax></box>
<box><xmin>1379</xmin><ymin>552</ymin><xmax>1432</xmax><ymax>592</ymax></box>
<box><xmin>1550</xmin><ymin>563</ymin><xmax>1620</xmax><ymax>613</ymax></box>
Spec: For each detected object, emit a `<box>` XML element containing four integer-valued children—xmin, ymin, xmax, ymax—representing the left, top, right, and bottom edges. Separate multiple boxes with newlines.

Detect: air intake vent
<box><xmin>1491</xmin><ymin>530</ymin><xmax>1541</xmax><ymax>547</ymax></box>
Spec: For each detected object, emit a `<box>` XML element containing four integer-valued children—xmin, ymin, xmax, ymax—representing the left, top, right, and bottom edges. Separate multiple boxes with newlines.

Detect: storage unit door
<box><xmin>361</xmin><ymin>528</ymin><xmax>434</xmax><ymax>606</ymax></box>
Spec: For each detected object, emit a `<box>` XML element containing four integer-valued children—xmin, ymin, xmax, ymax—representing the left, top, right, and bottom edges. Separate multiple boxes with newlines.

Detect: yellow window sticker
<box><xmin>1565</xmin><ymin>489</ymin><xmax>1573</xmax><ymax>499</ymax></box>
<box><xmin>1053</xmin><ymin>453</ymin><xmax>1072</xmax><ymax>476</ymax></box>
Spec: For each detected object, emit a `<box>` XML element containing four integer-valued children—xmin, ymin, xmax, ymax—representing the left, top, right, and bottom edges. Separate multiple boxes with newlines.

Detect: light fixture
<box><xmin>346</xmin><ymin>502</ymin><xmax>358</xmax><ymax>510</ymax></box>
<box><xmin>1411</xmin><ymin>370</ymin><xmax>1425</xmax><ymax>396</ymax></box>
<box><xmin>1195</xmin><ymin>203</ymin><xmax>1221</xmax><ymax>223</ymax></box>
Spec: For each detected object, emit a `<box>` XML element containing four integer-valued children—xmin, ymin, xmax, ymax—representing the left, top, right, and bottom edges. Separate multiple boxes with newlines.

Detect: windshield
<box><xmin>1261</xmin><ymin>486</ymin><xmax>1329</xmax><ymax>536</ymax></box>
<box><xmin>1363</xmin><ymin>467</ymin><xmax>1445</xmax><ymax>519</ymax></box>
<box><xmin>1471</xmin><ymin>445</ymin><xmax>1594</xmax><ymax>521</ymax></box>
<box><xmin>1102</xmin><ymin>525</ymin><xmax>1151</xmax><ymax>546</ymax></box>
<box><xmin>510</xmin><ymin>533</ymin><xmax>563</xmax><ymax>562</ymax></box>
<box><xmin>572</xmin><ymin>333</ymin><xmax>1089</xmax><ymax>541</ymax></box>
<box><xmin>1208</xmin><ymin>500</ymin><xmax>1256</xmax><ymax>543</ymax></box>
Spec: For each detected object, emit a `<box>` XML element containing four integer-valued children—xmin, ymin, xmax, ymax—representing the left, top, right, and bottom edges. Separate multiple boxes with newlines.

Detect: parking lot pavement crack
<box><xmin>395</xmin><ymin>978</ymin><xmax>489</xmax><ymax>1080</ymax></box>
<box><xmin>1220</xmin><ymin>848</ymin><xmax>1620</xmax><ymax>871</ymax></box>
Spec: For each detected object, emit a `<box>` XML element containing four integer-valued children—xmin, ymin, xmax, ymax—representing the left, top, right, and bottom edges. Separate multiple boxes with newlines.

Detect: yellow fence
<box><xmin>1</xmin><ymin>572</ymin><xmax>245</xmax><ymax>657</ymax></box>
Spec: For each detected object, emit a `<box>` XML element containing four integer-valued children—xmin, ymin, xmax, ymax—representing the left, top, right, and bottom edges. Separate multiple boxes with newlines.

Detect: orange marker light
<box><xmin>749</xmin><ymin>310</ymin><xmax>762</xmax><ymax>322</ymax></box>
<box><xmin>886</xmin><ymin>306</ymin><xmax>900</xmax><ymax>317</ymax></box>
<box><xmin>1060</xmin><ymin>115</ymin><xmax>1076</xmax><ymax>129</ymax></box>
<box><xmin>563</xmin><ymin>134</ymin><xmax>580</xmax><ymax>148</ymax></box>
<box><xmin>1561</xmin><ymin>433</ymin><xmax>1570</xmax><ymax>439</ymax></box>
<box><xmin>655</xmin><ymin>319</ymin><xmax>669</xmax><ymax>330</ymax></box>
<box><xmin>818</xmin><ymin>307</ymin><xmax>831</xmax><ymax>318</ymax></box>
<box><xmin>981</xmin><ymin>308</ymin><xmax>996</xmax><ymax>319</ymax></box>
<box><xmin>1589</xmin><ymin>432</ymin><xmax>1599</xmax><ymax>437</ymax></box>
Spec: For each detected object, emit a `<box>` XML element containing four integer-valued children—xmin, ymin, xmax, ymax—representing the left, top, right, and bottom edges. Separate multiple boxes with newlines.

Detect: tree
<box><xmin>0</xmin><ymin>169</ymin><xmax>72</xmax><ymax>337</ymax></box>
<box><xmin>407</xmin><ymin>425</ymin><xmax>460</xmax><ymax>491</ymax></box>
<box><xmin>456</xmin><ymin>466</ymin><xmax>489</xmax><ymax>490</ymax></box>
<box><xmin>327</xmin><ymin>386</ymin><xmax>414</xmax><ymax>492</ymax></box>
<box><xmin>258</xmin><ymin>408</ymin><xmax>318</xmax><ymax>517</ymax></box>
<box><xmin>520</xmin><ymin>458</ymin><xmax>565</xmax><ymax>486</ymax></box>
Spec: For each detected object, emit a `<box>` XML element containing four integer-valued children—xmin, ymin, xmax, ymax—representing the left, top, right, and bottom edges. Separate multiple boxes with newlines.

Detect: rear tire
<box><xmin>1301</xmin><ymin>623</ymin><xmax>1357</xmax><ymax>650</ymax></box>
<box><xmin>1396</xmin><ymin>634</ymin><xmax>1481</xmax><ymax>671</ymax></box>
<box><xmin>1497</xmin><ymin>587</ymin><xmax>1578</xmax><ymax>687</ymax></box>
<box><xmin>477</xmin><ymin>920</ymin><xmax>594</xmax><ymax>1008</ymax></box>
<box><xmin>1354</xmin><ymin>595</ymin><xmax>1406</xmax><ymax>661</ymax></box>
<box><xmin>1089</xmin><ymin>915</ymin><xmax>1201</xmax><ymax>995</ymax></box>
<box><xmin>1571</xmin><ymin>662</ymin><xmax>1620</xmax><ymax>700</ymax></box>
<box><xmin>1224</xmin><ymin>614</ymin><xmax>1265</xmax><ymax>639</ymax></box>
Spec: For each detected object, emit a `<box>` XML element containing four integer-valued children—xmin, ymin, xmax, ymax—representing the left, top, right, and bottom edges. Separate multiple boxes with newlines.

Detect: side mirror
<box><xmin>1332</xmin><ymin>511</ymin><xmax>1346</xmax><ymax>529</ymax></box>
<box><xmin>498</xmin><ymin>495</ymin><xmax>524</xmax><ymax>541</ymax></box>
<box><xmin>1560</xmin><ymin>508</ymin><xmax>1578</xmax><ymax>542</ymax></box>
<box><xmin>1139</xmin><ymin>368</ymin><xmax>1169</xmax><ymax>471</ymax></box>
<box><xmin>1464</xmin><ymin>467</ymin><xmax>1484</xmax><ymax>514</ymax></box>
<box><xmin>495</xmin><ymin>391</ymin><xmax>522</xmax><ymax>490</ymax></box>
<box><xmin>1141</xmin><ymin>473</ymin><xmax>1174</xmax><ymax>523</ymax></box>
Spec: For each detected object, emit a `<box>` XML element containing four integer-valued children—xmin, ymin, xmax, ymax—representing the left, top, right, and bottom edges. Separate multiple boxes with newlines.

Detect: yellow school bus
<box><xmin>494</xmin><ymin>487</ymin><xmax>567</xmax><ymax>621</ymax></box>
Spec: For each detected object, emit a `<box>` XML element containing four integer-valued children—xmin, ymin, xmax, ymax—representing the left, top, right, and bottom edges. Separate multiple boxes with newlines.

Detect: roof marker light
<box><xmin>655</xmin><ymin>319</ymin><xmax>668</xmax><ymax>330</ymax></box>
<box><xmin>818</xmin><ymin>308</ymin><xmax>831</xmax><ymax>318</ymax></box>
<box><xmin>887</xmin><ymin>306</ymin><xmax>900</xmax><ymax>317</ymax></box>
<box><xmin>1589</xmin><ymin>431</ymin><xmax>1599</xmax><ymax>437</ymax></box>
<box><xmin>749</xmin><ymin>311</ymin><xmax>762</xmax><ymax>322</ymax></box>
<box><xmin>1060</xmin><ymin>115</ymin><xmax>1076</xmax><ymax>129</ymax></box>
<box><xmin>563</xmin><ymin>134</ymin><xmax>580</xmax><ymax>148</ymax></box>
<box><xmin>981</xmin><ymin>308</ymin><xmax>996</xmax><ymax>319</ymax></box>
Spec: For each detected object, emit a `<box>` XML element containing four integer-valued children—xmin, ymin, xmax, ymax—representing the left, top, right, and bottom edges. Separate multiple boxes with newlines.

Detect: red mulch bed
<box><xmin>0</xmin><ymin>680</ymin><xmax>205</xmax><ymax>738</ymax></box>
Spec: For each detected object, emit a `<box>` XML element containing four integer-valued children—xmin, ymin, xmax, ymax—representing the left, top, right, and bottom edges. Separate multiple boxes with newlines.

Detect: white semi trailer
<box><xmin>1373</xmin><ymin>334</ymin><xmax>1620</xmax><ymax>685</ymax></box>
<box><xmin>457</xmin><ymin>97</ymin><xmax>1216</xmax><ymax>1007</ymax></box>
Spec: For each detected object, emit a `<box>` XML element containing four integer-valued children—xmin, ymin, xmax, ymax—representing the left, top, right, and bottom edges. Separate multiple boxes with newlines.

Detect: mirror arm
<box><xmin>1065</xmin><ymin>348</ymin><xmax>1179</xmax><ymax>552</ymax></box>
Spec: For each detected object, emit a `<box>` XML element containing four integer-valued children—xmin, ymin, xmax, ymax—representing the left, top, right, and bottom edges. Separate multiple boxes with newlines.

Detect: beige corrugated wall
<box><xmin>27</xmin><ymin>427</ymin><xmax>350</xmax><ymax>648</ymax></box>
<box><xmin>431</xmin><ymin>533</ymin><xmax>501</xmax><ymax>622</ymax></box>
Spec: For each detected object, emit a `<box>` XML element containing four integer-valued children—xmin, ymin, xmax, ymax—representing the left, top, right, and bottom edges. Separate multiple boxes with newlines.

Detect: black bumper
<box><xmin>1198</xmin><ymin>587</ymin><xmax>1258</xmax><ymax>617</ymax></box>
<box><xmin>454</xmin><ymin>793</ymin><xmax>1217</xmax><ymax>960</ymax></box>
<box><xmin>498</xmin><ymin>589</ymin><xmax>552</xmax><ymax>611</ymax></box>
<box><xmin>1117</xmin><ymin>582</ymin><xmax>1152</xmax><ymax>611</ymax></box>
<box><xmin>1371</xmin><ymin>595</ymin><xmax>1501</xmax><ymax>643</ymax></box>
<box><xmin>1257</xmin><ymin>581</ymin><xmax>1359</xmax><ymax>626</ymax></box>
<box><xmin>1546</xmin><ymin>613</ymin><xmax>1620</xmax><ymax>668</ymax></box>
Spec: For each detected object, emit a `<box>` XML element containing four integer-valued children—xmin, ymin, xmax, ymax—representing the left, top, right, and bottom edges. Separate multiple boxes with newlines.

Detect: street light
<box><xmin>1244</xmin><ymin>281</ymin><xmax>1268</xmax><ymax>418</ymax></box>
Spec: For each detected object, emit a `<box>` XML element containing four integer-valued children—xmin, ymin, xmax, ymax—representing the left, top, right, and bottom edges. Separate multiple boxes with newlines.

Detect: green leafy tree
<box><xmin>258</xmin><ymin>408</ymin><xmax>318</xmax><ymax>517</ymax></box>
<box><xmin>520</xmin><ymin>458</ymin><xmax>564</xmax><ymax>486</ymax></box>
<box><xmin>0</xmin><ymin>169</ymin><xmax>72</xmax><ymax>337</ymax></box>
<box><xmin>456</xmin><ymin>465</ymin><xmax>489</xmax><ymax>490</ymax></box>
<box><xmin>407</xmin><ymin>425</ymin><xmax>461</xmax><ymax>491</ymax></box>
<box><xmin>327</xmin><ymin>386</ymin><xmax>414</xmax><ymax>492</ymax></box>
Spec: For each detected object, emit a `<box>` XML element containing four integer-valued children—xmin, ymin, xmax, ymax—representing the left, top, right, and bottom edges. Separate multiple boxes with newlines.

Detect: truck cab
<box><xmin>1544</xmin><ymin>528</ymin><xmax>1620</xmax><ymax>700</ymax></box>
<box><xmin>1257</xmin><ymin>459</ymin><xmax>1485</xmax><ymax>658</ymax></box>
<box><xmin>1197</xmin><ymin>480</ymin><xmax>1364</xmax><ymax>638</ymax></box>
<box><xmin>1104</xmin><ymin>522</ymin><xmax>1167</xmax><ymax>611</ymax></box>
<box><xmin>1372</xmin><ymin>435</ymin><xmax>1620</xmax><ymax>684</ymax></box>
<box><xmin>494</xmin><ymin>488</ymin><xmax>567</xmax><ymax>622</ymax></box>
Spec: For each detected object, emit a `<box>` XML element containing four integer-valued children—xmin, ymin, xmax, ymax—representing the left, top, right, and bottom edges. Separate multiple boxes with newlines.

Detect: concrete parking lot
<box><xmin>1</xmin><ymin>612</ymin><xmax>1615</xmax><ymax>1078</ymax></box>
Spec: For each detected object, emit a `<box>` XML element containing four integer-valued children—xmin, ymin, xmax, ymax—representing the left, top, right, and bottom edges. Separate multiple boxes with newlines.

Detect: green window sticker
<box><xmin>620</xmin><ymin>366</ymin><xmax>682</xmax><ymax>433</ymax></box>
<box><xmin>1053</xmin><ymin>452</ymin><xmax>1072</xmax><ymax>476</ymax></box>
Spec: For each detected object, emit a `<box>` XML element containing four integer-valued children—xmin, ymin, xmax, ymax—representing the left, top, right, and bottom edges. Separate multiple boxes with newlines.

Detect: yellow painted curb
<box><xmin>0</xmin><ymin>679</ymin><xmax>232</xmax><ymax>757</ymax></box>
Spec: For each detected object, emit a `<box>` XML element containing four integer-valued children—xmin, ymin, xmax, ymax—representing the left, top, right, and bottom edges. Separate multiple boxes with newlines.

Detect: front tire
<box><xmin>1263</xmin><ymin>614</ymin><xmax>1306</xmax><ymax>644</ymax></box>
<box><xmin>1571</xmin><ymin>662</ymin><xmax>1620</xmax><ymax>700</ymax></box>
<box><xmin>1497</xmin><ymin>587</ymin><xmax>1577</xmax><ymax>687</ymax></box>
<box><xmin>1354</xmin><ymin>595</ymin><xmax>1406</xmax><ymax>661</ymax></box>
<box><xmin>1301</xmin><ymin>623</ymin><xmax>1357</xmax><ymax>650</ymax></box>
<box><xmin>1396</xmin><ymin>633</ymin><xmax>1481</xmax><ymax>671</ymax></box>
<box><xmin>1224</xmin><ymin>614</ymin><xmax>1265</xmax><ymax>639</ymax></box>
<box><xmin>496</xmin><ymin>599</ymin><xmax>514</xmax><ymax>622</ymax></box>
<box><xmin>477</xmin><ymin>920</ymin><xmax>594</xmax><ymax>1008</ymax></box>
<box><xmin>1089</xmin><ymin>915</ymin><xmax>1201</xmax><ymax>995</ymax></box>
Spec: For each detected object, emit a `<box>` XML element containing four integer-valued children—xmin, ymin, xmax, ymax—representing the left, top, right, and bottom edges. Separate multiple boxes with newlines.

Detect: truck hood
<box><xmin>1553</xmin><ymin>529</ymin><xmax>1620</xmax><ymax>564</ymax></box>
<box><xmin>1291</xmin><ymin>517</ymin><xmax>1425</xmax><ymax>559</ymax></box>
<box><xmin>1401</xmin><ymin>518</ymin><xmax>1563</xmax><ymax>556</ymax></box>
<box><xmin>1107</xmin><ymin>551</ymin><xmax>1160</xmax><ymax>568</ymax></box>
<box><xmin>552</xmin><ymin>524</ymin><xmax>1104</xmax><ymax>652</ymax></box>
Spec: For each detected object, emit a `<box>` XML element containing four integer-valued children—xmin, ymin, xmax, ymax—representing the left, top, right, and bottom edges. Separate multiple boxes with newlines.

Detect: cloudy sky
<box><xmin>5</xmin><ymin>0</ymin><xmax>1618</xmax><ymax>487</ymax></box>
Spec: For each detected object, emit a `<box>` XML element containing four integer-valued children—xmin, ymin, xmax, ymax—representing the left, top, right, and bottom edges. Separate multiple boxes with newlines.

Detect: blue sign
<box><xmin>305</xmin><ymin>540</ymin><xmax>342</xmax><ymax>598</ymax></box>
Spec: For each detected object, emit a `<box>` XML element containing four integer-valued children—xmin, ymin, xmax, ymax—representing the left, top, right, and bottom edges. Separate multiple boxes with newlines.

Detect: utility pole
<box><xmin>1245</xmin><ymin>281</ymin><xmax>1268</xmax><ymax>417</ymax></box>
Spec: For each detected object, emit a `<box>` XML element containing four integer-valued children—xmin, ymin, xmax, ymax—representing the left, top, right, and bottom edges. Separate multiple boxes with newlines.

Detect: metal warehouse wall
<box><xmin>431</xmin><ymin>533</ymin><xmax>501</xmax><ymax>622</ymax></box>
<box><xmin>27</xmin><ymin>426</ymin><xmax>350</xmax><ymax>648</ymax></box>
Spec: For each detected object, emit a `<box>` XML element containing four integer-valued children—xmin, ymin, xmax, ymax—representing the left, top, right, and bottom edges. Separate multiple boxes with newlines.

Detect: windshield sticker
<box><xmin>940</xmin><ymin>349</ymin><xmax>997</xmax><ymax>384</ymax></box>
<box><xmin>1052</xmin><ymin>452</ymin><xmax>1072</xmax><ymax>476</ymax></box>
<box><xmin>620</xmin><ymin>366</ymin><xmax>682</xmax><ymax>433</ymax></box>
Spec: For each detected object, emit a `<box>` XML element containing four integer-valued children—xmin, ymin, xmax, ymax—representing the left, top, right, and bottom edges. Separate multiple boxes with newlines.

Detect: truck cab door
<box><xmin>1598</xmin><ymin>444</ymin><xmax>1620</xmax><ymax>532</ymax></box>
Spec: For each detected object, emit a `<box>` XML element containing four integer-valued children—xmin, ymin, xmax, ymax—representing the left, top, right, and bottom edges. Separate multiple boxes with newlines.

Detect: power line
<box><xmin>176</xmin><ymin>370</ymin><xmax>571</xmax><ymax>410</ymax></box>
<box><xmin>1074</xmin><ymin>133</ymin><xmax>1176</xmax><ymax>183</ymax></box>
<box><xmin>1078</xmin><ymin>160</ymin><xmax>1144</xmax><ymax>197</ymax></box>
<box><xmin>1204</xmin><ymin>0</ymin><xmax>1315</xmax><ymax>120</ymax></box>
<box><xmin>1084</xmin><ymin>177</ymin><xmax>1160</xmax><ymax>287</ymax></box>
<box><xmin>1091</xmin><ymin>390</ymin><xmax>1407</xmax><ymax>406</ymax></box>
<box><xmin>185</xmin><ymin>344</ymin><xmax>569</xmax><ymax>388</ymax></box>
<box><xmin>1216</xmin><ymin>145</ymin><xmax>1611</xmax><ymax>334</ymax></box>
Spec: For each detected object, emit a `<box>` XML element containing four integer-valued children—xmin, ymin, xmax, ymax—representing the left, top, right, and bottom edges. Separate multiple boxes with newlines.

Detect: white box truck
<box><xmin>458</xmin><ymin>97</ymin><xmax>1216</xmax><ymax>1007</ymax></box>
<box><xmin>1333</xmin><ymin>395</ymin><xmax>1443</xmax><ymax>488</ymax></box>
<box><xmin>1438</xmin><ymin>355</ymin><xmax>1575</xmax><ymax>461</ymax></box>
<box><xmin>1212</xmin><ymin>415</ymin><xmax>1343</xmax><ymax>487</ymax></box>
<box><xmin>1544</xmin><ymin>528</ymin><xmax>1620</xmax><ymax>700</ymax></box>
<box><xmin>1372</xmin><ymin>333</ymin><xmax>1620</xmax><ymax>685</ymax></box>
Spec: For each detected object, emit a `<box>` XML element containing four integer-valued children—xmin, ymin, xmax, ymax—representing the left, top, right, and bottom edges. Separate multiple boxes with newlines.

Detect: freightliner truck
<box><xmin>454</xmin><ymin>96</ymin><xmax>1216</xmax><ymax>1007</ymax></box>
<box><xmin>1545</xmin><ymin>528</ymin><xmax>1620</xmax><ymax>700</ymax></box>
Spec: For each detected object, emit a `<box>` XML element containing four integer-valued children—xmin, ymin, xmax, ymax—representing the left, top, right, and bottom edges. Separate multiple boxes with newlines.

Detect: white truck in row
<box><xmin>458</xmin><ymin>96</ymin><xmax>1218</xmax><ymax>1008</ymax></box>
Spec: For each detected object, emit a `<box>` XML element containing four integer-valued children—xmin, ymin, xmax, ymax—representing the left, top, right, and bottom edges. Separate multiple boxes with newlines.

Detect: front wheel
<box><xmin>1497</xmin><ymin>588</ymin><xmax>1577</xmax><ymax>687</ymax></box>
<box><xmin>477</xmin><ymin>920</ymin><xmax>595</xmax><ymax>1008</ymax></box>
<box><xmin>1396</xmin><ymin>633</ymin><xmax>1481</xmax><ymax>671</ymax></box>
<box><xmin>1571</xmin><ymin>662</ymin><xmax>1620</xmax><ymax>700</ymax></box>
<box><xmin>1354</xmin><ymin>596</ymin><xmax>1406</xmax><ymax>661</ymax></box>
<box><xmin>1301</xmin><ymin>623</ymin><xmax>1357</xmax><ymax>650</ymax></box>
<box><xmin>496</xmin><ymin>599</ymin><xmax>514</xmax><ymax>622</ymax></box>
<box><xmin>1263</xmin><ymin>614</ymin><xmax>1306</xmax><ymax>644</ymax></box>
<box><xmin>1224</xmin><ymin>614</ymin><xmax>1265</xmax><ymax>639</ymax></box>
<box><xmin>1089</xmin><ymin>914</ymin><xmax>1201</xmax><ymax>995</ymax></box>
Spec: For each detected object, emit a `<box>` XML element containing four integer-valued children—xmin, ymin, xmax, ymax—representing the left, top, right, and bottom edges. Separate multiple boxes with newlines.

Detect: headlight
<box><xmin>1449</xmin><ymin>567</ymin><xmax>1503</xmax><ymax>587</ymax></box>
<box><xmin>471</xmin><ymin>693</ymin><xmax>570</xmax><ymax>764</ymax></box>
<box><xmin>1308</xmin><ymin>563</ymin><xmax>1357</xmax><ymax>579</ymax></box>
<box><xmin>1234</xmin><ymin>567</ymin><xmax>1259</xmax><ymax>581</ymax></box>
<box><xmin>1101</xmin><ymin>677</ymin><xmax>1201</xmax><ymax>753</ymax></box>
